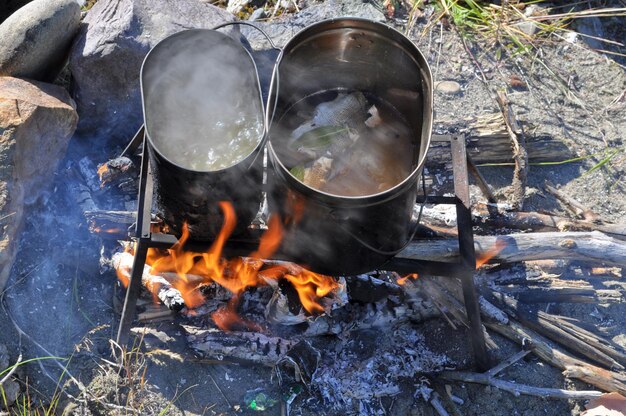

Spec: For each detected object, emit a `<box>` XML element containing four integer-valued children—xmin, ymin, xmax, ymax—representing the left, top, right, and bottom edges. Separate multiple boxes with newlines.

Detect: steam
<box><xmin>143</xmin><ymin>31</ymin><xmax>264</xmax><ymax>171</ymax></box>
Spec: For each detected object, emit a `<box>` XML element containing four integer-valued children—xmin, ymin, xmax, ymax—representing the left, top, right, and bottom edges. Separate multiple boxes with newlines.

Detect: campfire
<box><xmin>113</xmin><ymin>201</ymin><xmax>342</xmax><ymax>331</ymax></box>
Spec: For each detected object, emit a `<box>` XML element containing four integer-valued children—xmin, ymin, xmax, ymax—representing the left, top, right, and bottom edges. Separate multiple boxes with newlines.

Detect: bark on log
<box><xmin>184</xmin><ymin>326</ymin><xmax>295</xmax><ymax>366</ymax></box>
<box><xmin>398</xmin><ymin>231</ymin><xmax>626</xmax><ymax>267</ymax></box>
<box><xmin>429</xmin><ymin>113</ymin><xmax>574</xmax><ymax>165</ymax></box>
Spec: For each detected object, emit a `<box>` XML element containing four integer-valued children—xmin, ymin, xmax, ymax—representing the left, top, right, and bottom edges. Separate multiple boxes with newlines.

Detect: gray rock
<box><xmin>69</xmin><ymin>0</ymin><xmax>236</xmax><ymax>145</ymax></box>
<box><xmin>243</xmin><ymin>0</ymin><xmax>386</xmax><ymax>49</ymax></box>
<box><xmin>435</xmin><ymin>80</ymin><xmax>461</xmax><ymax>95</ymax></box>
<box><xmin>0</xmin><ymin>77</ymin><xmax>78</xmax><ymax>291</ymax></box>
<box><xmin>0</xmin><ymin>0</ymin><xmax>80</xmax><ymax>81</ymax></box>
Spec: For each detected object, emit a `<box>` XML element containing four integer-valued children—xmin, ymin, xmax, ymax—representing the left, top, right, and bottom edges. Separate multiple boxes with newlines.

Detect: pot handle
<box><xmin>211</xmin><ymin>21</ymin><xmax>281</xmax><ymax>52</ymax></box>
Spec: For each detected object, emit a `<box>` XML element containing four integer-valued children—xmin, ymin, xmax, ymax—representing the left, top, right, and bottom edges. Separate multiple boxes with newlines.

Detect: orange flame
<box><xmin>118</xmin><ymin>201</ymin><xmax>339</xmax><ymax>330</ymax></box>
<box><xmin>396</xmin><ymin>273</ymin><xmax>418</xmax><ymax>285</ymax></box>
<box><xmin>97</xmin><ymin>163</ymin><xmax>109</xmax><ymax>185</ymax></box>
<box><xmin>475</xmin><ymin>239</ymin><xmax>508</xmax><ymax>269</ymax></box>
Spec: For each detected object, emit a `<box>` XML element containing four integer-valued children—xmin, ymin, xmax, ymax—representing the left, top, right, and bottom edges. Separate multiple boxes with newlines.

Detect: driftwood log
<box><xmin>429</xmin><ymin>113</ymin><xmax>574</xmax><ymax>165</ymax></box>
<box><xmin>399</xmin><ymin>231</ymin><xmax>626</xmax><ymax>267</ymax></box>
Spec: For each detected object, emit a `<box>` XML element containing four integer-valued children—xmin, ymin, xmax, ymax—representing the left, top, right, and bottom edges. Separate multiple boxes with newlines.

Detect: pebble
<box><xmin>435</xmin><ymin>80</ymin><xmax>462</xmax><ymax>95</ymax></box>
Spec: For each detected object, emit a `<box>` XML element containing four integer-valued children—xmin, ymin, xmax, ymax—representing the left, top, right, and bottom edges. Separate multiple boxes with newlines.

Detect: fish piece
<box><xmin>365</xmin><ymin>104</ymin><xmax>382</xmax><ymax>128</ymax></box>
<box><xmin>293</xmin><ymin>127</ymin><xmax>359</xmax><ymax>161</ymax></box>
<box><xmin>302</xmin><ymin>157</ymin><xmax>333</xmax><ymax>189</ymax></box>
<box><xmin>290</xmin><ymin>92</ymin><xmax>369</xmax><ymax>140</ymax></box>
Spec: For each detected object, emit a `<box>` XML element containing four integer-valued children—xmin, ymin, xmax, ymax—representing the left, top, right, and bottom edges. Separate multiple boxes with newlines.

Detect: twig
<box><xmin>208</xmin><ymin>370</ymin><xmax>233</xmax><ymax>410</ymax></box>
<box><xmin>440</xmin><ymin>371</ymin><xmax>603</xmax><ymax>399</ymax></box>
<box><xmin>496</xmin><ymin>91</ymin><xmax>528</xmax><ymax>210</ymax></box>
<box><xmin>485</xmin><ymin>350</ymin><xmax>530</xmax><ymax>377</ymax></box>
<box><xmin>544</xmin><ymin>182</ymin><xmax>600</xmax><ymax>222</ymax></box>
<box><xmin>0</xmin><ymin>353</ymin><xmax>22</xmax><ymax>386</ymax></box>
<box><xmin>429</xmin><ymin>391</ymin><xmax>450</xmax><ymax>416</ymax></box>
<box><xmin>466</xmin><ymin>154</ymin><xmax>497</xmax><ymax>205</ymax></box>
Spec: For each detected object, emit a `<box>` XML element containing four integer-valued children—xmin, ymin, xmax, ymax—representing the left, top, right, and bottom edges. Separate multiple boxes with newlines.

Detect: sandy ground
<box><xmin>0</xmin><ymin>1</ymin><xmax>625</xmax><ymax>415</ymax></box>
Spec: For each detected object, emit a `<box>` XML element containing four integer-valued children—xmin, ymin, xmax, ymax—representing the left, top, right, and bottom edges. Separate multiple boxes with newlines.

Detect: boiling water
<box><xmin>273</xmin><ymin>91</ymin><xmax>415</xmax><ymax>197</ymax></box>
<box><xmin>145</xmin><ymin>41</ymin><xmax>263</xmax><ymax>172</ymax></box>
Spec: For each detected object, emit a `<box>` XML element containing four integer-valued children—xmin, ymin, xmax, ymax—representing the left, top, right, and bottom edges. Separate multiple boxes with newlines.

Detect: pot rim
<box><xmin>141</xmin><ymin>28</ymin><xmax>267</xmax><ymax>174</ymax></box>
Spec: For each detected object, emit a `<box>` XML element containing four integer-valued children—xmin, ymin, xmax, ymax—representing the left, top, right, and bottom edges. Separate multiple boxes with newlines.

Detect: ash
<box><xmin>312</xmin><ymin>324</ymin><xmax>449</xmax><ymax>415</ymax></box>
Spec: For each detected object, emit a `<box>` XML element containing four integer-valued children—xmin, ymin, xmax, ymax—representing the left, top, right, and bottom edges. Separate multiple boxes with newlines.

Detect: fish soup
<box><xmin>273</xmin><ymin>89</ymin><xmax>415</xmax><ymax>197</ymax></box>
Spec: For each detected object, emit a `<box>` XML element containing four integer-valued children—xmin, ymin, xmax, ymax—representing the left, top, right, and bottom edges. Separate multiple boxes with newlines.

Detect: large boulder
<box><xmin>0</xmin><ymin>0</ymin><xmax>80</xmax><ymax>81</ymax></box>
<box><xmin>0</xmin><ymin>77</ymin><xmax>78</xmax><ymax>290</ymax></box>
<box><xmin>69</xmin><ymin>0</ymin><xmax>236</xmax><ymax>146</ymax></box>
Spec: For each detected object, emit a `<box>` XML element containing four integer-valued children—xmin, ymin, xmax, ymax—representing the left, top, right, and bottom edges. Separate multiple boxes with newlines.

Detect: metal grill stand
<box><xmin>115</xmin><ymin>130</ymin><xmax>490</xmax><ymax>371</ymax></box>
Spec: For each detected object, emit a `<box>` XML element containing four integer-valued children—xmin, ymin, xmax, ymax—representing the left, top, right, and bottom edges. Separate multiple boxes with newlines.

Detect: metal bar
<box><xmin>383</xmin><ymin>257</ymin><xmax>465</xmax><ymax>276</ymax></box>
<box><xmin>450</xmin><ymin>134</ymin><xmax>490</xmax><ymax>371</ymax></box>
<box><xmin>120</xmin><ymin>124</ymin><xmax>145</xmax><ymax>158</ymax></box>
<box><xmin>116</xmin><ymin>237</ymin><xmax>149</xmax><ymax>346</ymax></box>
<box><xmin>416</xmin><ymin>195</ymin><xmax>456</xmax><ymax>205</ymax></box>
<box><xmin>136</xmin><ymin>134</ymin><xmax>152</xmax><ymax>239</ymax></box>
<box><xmin>116</xmin><ymin>132</ymin><xmax>152</xmax><ymax>346</ymax></box>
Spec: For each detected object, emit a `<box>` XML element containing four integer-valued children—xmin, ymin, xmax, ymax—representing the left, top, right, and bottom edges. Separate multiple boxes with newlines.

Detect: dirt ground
<box><xmin>1</xmin><ymin>1</ymin><xmax>625</xmax><ymax>415</ymax></box>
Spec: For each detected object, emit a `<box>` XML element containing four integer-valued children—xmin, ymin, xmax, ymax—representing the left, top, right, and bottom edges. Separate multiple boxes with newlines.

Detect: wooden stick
<box><xmin>466</xmin><ymin>154</ymin><xmax>497</xmax><ymax>205</ymax></box>
<box><xmin>545</xmin><ymin>182</ymin><xmax>600</xmax><ymax>222</ymax></box>
<box><xmin>496</xmin><ymin>91</ymin><xmax>528</xmax><ymax>210</ymax></box>
<box><xmin>487</xmin><ymin>292</ymin><xmax>624</xmax><ymax>370</ymax></box>
<box><xmin>486</xmin><ymin>319</ymin><xmax>626</xmax><ymax>395</ymax></box>
<box><xmin>499</xmin><ymin>286</ymin><xmax>623</xmax><ymax>304</ymax></box>
<box><xmin>440</xmin><ymin>371</ymin><xmax>603</xmax><ymax>400</ymax></box>
<box><xmin>112</xmin><ymin>251</ymin><xmax>187</xmax><ymax>311</ymax></box>
<box><xmin>485</xmin><ymin>350</ymin><xmax>531</xmax><ymax>377</ymax></box>
<box><xmin>399</xmin><ymin>231</ymin><xmax>626</xmax><ymax>267</ymax></box>
<box><xmin>436</xmin><ymin>278</ymin><xmax>626</xmax><ymax>395</ymax></box>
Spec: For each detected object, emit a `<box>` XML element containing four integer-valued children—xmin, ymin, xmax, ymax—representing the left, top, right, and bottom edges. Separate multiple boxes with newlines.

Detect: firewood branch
<box><xmin>399</xmin><ymin>231</ymin><xmax>626</xmax><ymax>267</ymax></box>
<box><xmin>496</xmin><ymin>91</ymin><xmax>528</xmax><ymax>210</ymax></box>
<box><xmin>440</xmin><ymin>371</ymin><xmax>603</xmax><ymax>400</ymax></box>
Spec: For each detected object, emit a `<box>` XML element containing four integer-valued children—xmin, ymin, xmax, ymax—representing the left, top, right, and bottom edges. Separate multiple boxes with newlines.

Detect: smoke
<box><xmin>143</xmin><ymin>30</ymin><xmax>264</xmax><ymax>172</ymax></box>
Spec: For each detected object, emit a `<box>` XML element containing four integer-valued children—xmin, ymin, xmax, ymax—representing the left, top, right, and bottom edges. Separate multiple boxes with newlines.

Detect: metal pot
<box><xmin>141</xmin><ymin>29</ymin><xmax>266</xmax><ymax>239</ymax></box>
<box><xmin>267</xmin><ymin>18</ymin><xmax>433</xmax><ymax>275</ymax></box>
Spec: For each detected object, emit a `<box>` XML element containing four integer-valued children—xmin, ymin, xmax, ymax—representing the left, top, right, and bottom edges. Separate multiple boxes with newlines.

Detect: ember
<box><xmin>117</xmin><ymin>201</ymin><xmax>340</xmax><ymax>330</ymax></box>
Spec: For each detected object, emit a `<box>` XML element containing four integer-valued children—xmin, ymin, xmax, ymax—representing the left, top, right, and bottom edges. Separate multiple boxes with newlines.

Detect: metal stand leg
<box><xmin>450</xmin><ymin>135</ymin><xmax>490</xmax><ymax>371</ymax></box>
<box><xmin>116</xmin><ymin>239</ymin><xmax>148</xmax><ymax>345</ymax></box>
<box><xmin>116</xmin><ymin>131</ymin><xmax>153</xmax><ymax>346</ymax></box>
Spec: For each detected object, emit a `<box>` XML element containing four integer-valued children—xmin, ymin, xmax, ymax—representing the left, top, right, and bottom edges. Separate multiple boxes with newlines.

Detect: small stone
<box><xmin>248</xmin><ymin>8</ymin><xmax>266</xmax><ymax>21</ymax></box>
<box><xmin>436</xmin><ymin>80</ymin><xmax>462</xmax><ymax>95</ymax></box>
<box><xmin>514</xmin><ymin>20</ymin><xmax>539</xmax><ymax>37</ymax></box>
<box><xmin>0</xmin><ymin>0</ymin><xmax>80</xmax><ymax>81</ymax></box>
<box><xmin>0</xmin><ymin>380</ymin><xmax>19</xmax><ymax>409</ymax></box>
